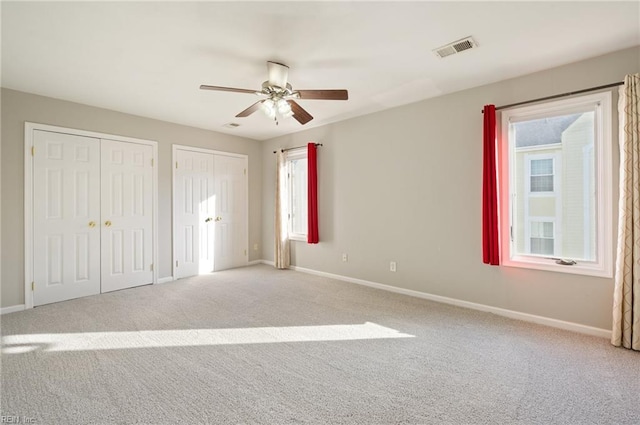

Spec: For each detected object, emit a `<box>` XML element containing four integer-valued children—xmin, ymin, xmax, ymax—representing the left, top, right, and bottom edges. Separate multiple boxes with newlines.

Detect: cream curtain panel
<box><xmin>274</xmin><ymin>151</ymin><xmax>290</xmax><ymax>269</ymax></box>
<box><xmin>612</xmin><ymin>73</ymin><xmax>640</xmax><ymax>351</ymax></box>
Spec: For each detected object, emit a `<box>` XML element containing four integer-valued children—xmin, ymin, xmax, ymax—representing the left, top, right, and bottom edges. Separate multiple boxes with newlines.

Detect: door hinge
<box><xmin>31</xmin><ymin>146</ymin><xmax>35</xmax><ymax>156</ymax></box>
<box><xmin>244</xmin><ymin>249</ymin><xmax>247</xmax><ymax>256</ymax></box>
<box><xmin>244</xmin><ymin>168</ymin><xmax>247</xmax><ymax>175</ymax></box>
<box><xmin>151</xmin><ymin>158</ymin><xmax>154</xmax><ymax>167</ymax></box>
<box><xmin>176</xmin><ymin>261</ymin><xmax>179</xmax><ymax>267</ymax></box>
<box><xmin>176</xmin><ymin>162</ymin><xmax>178</xmax><ymax>169</ymax></box>
<box><xmin>150</xmin><ymin>263</ymin><xmax>154</xmax><ymax>271</ymax></box>
<box><xmin>31</xmin><ymin>281</ymin><xmax>35</xmax><ymax>291</ymax></box>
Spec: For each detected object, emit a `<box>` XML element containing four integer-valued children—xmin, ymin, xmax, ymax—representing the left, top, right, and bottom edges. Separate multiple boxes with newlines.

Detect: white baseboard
<box><xmin>157</xmin><ymin>276</ymin><xmax>174</xmax><ymax>284</ymax></box>
<box><xmin>1</xmin><ymin>304</ymin><xmax>26</xmax><ymax>315</ymax></box>
<box><xmin>260</xmin><ymin>260</ymin><xmax>275</xmax><ymax>267</ymax></box>
<box><xmin>160</xmin><ymin>262</ymin><xmax>265</xmax><ymax>280</ymax></box>
<box><xmin>286</xmin><ymin>264</ymin><xmax>611</xmax><ymax>339</ymax></box>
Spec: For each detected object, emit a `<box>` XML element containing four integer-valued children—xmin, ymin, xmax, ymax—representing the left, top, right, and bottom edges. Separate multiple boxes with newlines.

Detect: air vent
<box><xmin>223</xmin><ymin>123</ymin><xmax>241</xmax><ymax>129</ymax></box>
<box><xmin>433</xmin><ymin>36</ymin><xmax>478</xmax><ymax>59</ymax></box>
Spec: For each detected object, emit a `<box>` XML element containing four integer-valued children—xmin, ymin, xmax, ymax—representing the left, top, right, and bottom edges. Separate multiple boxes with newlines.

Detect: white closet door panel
<box><xmin>33</xmin><ymin>130</ymin><xmax>101</xmax><ymax>306</ymax></box>
<box><xmin>174</xmin><ymin>150</ymin><xmax>215</xmax><ymax>278</ymax></box>
<box><xmin>214</xmin><ymin>155</ymin><xmax>247</xmax><ymax>271</ymax></box>
<box><xmin>101</xmin><ymin>139</ymin><xmax>153</xmax><ymax>292</ymax></box>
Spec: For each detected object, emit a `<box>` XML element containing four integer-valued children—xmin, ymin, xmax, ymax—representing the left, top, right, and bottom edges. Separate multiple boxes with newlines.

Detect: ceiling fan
<box><xmin>200</xmin><ymin>61</ymin><xmax>348</xmax><ymax>125</ymax></box>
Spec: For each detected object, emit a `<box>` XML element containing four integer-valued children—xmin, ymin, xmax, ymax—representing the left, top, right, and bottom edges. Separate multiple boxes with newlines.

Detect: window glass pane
<box><xmin>530</xmin><ymin>175</ymin><xmax>554</xmax><ymax>192</ymax></box>
<box><xmin>531</xmin><ymin>238</ymin><xmax>554</xmax><ymax>255</ymax></box>
<box><xmin>512</xmin><ymin>111</ymin><xmax>596</xmax><ymax>261</ymax></box>
<box><xmin>542</xmin><ymin>222</ymin><xmax>553</xmax><ymax>237</ymax></box>
<box><xmin>290</xmin><ymin>158</ymin><xmax>308</xmax><ymax>235</ymax></box>
<box><xmin>531</xmin><ymin>222</ymin><xmax>540</xmax><ymax>238</ymax></box>
<box><xmin>531</xmin><ymin>221</ymin><xmax>553</xmax><ymax>238</ymax></box>
<box><xmin>531</xmin><ymin>158</ymin><xmax>553</xmax><ymax>175</ymax></box>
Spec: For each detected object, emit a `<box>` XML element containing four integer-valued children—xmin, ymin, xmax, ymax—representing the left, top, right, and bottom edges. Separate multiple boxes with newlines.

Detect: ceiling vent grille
<box><xmin>223</xmin><ymin>123</ymin><xmax>241</xmax><ymax>129</ymax></box>
<box><xmin>433</xmin><ymin>36</ymin><xmax>478</xmax><ymax>59</ymax></box>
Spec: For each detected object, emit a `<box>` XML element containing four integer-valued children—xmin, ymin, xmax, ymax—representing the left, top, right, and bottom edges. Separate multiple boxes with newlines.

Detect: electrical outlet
<box><xmin>390</xmin><ymin>261</ymin><xmax>397</xmax><ymax>272</ymax></box>
<box><xmin>342</xmin><ymin>253</ymin><xmax>348</xmax><ymax>262</ymax></box>
<box><xmin>253</xmin><ymin>243</ymin><xmax>259</xmax><ymax>251</ymax></box>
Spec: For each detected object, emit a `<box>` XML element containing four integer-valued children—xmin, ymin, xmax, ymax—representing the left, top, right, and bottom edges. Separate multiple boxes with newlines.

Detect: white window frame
<box><xmin>286</xmin><ymin>148</ymin><xmax>308</xmax><ymax>242</ymax></box>
<box><xmin>499</xmin><ymin>91</ymin><xmax>612</xmax><ymax>277</ymax></box>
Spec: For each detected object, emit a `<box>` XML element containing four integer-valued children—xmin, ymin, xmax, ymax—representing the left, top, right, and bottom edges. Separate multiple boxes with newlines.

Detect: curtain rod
<box><xmin>482</xmin><ymin>81</ymin><xmax>623</xmax><ymax>113</ymax></box>
<box><xmin>273</xmin><ymin>143</ymin><xmax>323</xmax><ymax>154</ymax></box>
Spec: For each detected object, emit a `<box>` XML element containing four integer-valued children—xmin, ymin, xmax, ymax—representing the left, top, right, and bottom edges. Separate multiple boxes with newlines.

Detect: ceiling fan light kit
<box><xmin>200</xmin><ymin>61</ymin><xmax>348</xmax><ymax>126</ymax></box>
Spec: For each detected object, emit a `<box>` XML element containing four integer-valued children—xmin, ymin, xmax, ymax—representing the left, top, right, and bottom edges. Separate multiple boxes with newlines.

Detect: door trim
<box><xmin>171</xmin><ymin>144</ymin><xmax>249</xmax><ymax>280</ymax></box>
<box><xmin>24</xmin><ymin>122</ymin><xmax>159</xmax><ymax>309</ymax></box>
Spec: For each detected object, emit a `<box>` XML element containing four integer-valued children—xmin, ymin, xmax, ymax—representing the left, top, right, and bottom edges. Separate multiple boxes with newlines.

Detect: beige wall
<box><xmin>1</xmin><ymin>88</ymin><xmax>263</xmax><ymax>307</ymax></box>
<box><xmin>261</xmin><ymin>47</ymin><xmax>639</xmax><ymax>330</ymax></box>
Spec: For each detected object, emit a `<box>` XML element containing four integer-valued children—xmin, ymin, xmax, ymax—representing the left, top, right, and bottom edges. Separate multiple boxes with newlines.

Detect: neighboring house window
<box><xmin>500</xmin><ymin>91</ymin><xmax>613</xmax><ymax>277</ymax></box>
<box><xmin>529</xmin><ymin>158</ymin><xmax>554</xmax><ymax>192</ymax></box>
<box><xmin>286</xmin><ymin>148</ymin><xmax>308</xmax><ymax>241</ymax></box>
<box><xmin>529</xmin><ymin>221</ymin><xmax>554</xmax><ymax>255</ymax></box>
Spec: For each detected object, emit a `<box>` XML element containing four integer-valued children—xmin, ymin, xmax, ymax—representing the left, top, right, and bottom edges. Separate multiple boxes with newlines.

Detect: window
<box><xmin>529</xmin><ymin>221</ymin><xmax>554</xmax><ymax>255</ymax></box>
<box><xmin>286</xmin><ymin>149</ymin><xmax>308</xmax><ymax>241</ymax></box>
<box><xmin>529</xmin><ymin>158</ymin><xmax>554</xmax><ymax>192</ymax></box>
<box><xmin>500</xmin><ymin>92</ymin><xmax>612</xmax><ymax>277</ymax></box>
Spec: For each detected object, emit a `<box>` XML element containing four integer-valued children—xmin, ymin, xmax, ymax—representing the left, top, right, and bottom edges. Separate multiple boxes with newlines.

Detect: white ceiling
<box><xmin>2</xmin><ymin>1</ymin><xmax>639</xmax><ymax>141</ymax></box>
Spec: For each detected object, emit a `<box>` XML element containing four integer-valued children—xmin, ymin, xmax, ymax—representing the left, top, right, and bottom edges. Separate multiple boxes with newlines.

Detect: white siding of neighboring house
<box><xmin>561</xmin><ymin>113</ymin><xmax>595</xmax><ymax>260</ymax></box>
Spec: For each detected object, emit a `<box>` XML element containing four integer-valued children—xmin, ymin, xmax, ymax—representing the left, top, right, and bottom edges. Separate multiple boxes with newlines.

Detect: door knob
<box><xmin>205</xmin><ymin>217</ymin><xmax>213</xmax><ymax>223</ymax></box>
<box><xmin>215</xmin><ymin>216</ymin><xmax>222</xmax><ymax>222</ymax></box>
<box><xmin>89</xmin><ymin>221</ymin><xmax>96</xmax><ymax>228</ymax></box>
<box><xmin>105</xmin><ymin>220</ymin><xmax>112</xmax><ymax>227</ymax></box>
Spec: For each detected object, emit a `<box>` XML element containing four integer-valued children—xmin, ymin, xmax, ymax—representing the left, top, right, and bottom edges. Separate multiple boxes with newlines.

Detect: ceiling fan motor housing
<box><xmin>267</xmin><ymin>61</ymin><xmax>290</xmax><ymax>89</ymax></box>
<box><xmin>261</xmin><ymin>81</ymin><xmax>294</xmax><ymax>98</ymax></box>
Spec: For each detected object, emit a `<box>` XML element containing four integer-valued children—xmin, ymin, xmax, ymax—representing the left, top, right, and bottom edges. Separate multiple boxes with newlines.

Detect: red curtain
<box><xmin>307</xmin><ymin>143</ymin><xmax>319</xmax><ymax>244</ymax></box>
<box><xmin>482</xmin><ymin>105</ymin><xmax>500</xmax><ymax>265</ymax></box>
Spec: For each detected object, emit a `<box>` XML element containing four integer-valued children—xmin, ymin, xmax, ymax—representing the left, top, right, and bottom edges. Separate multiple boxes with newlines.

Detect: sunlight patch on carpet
<box><xmin>1</xmin><ymin>322</ymin><xmax>414</xmax><ymax>353</ymax></box>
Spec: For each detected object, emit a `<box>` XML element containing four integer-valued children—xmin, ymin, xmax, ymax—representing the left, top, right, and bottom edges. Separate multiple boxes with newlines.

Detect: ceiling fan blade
<box><xmin>235</xmin><ymin>100</ymin><xmax>264</xmax><ymax>118</ymax></box>
<box><xmin>289</xmin><ymin>100</ymin><xmax>314</xmax><ymax>125</ymax></box>
<box><xmin>267</xmin><ymin>61</ymin><xmax>289</xmax><ymax>88</ymax></box>
<box><xmin>296</xmin><ymin>89</ymin><xmax>348</xmax><ymax>100</ymax></box>
<box><xmin>200</xmin><ymin>85</ymin><xmax>257</xmax><ymax>94</ymax></box>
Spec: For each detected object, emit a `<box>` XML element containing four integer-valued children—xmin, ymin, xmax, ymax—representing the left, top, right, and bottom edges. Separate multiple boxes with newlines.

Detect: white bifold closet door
<box><xmin>33</xmin><ymin>130</ymin><xmax>101</xmax><ymax>305</ymax></box>
<box><xmin>100</xmin><ymin>139</ymin><xmax>153</xmax><ymax>292</ymax></box>
<box><xmin>174</xmin><ymin>150</ymin><xmax>215</xmax><ymax>278</ymax></box>
<box><xmin>32</xmin><ymin>131</ymin><xmax>153</xmax><ymax>305</ymax></box>
<box><xmin>174</xmin><ymin>148</ymin><xmax>247</xmax><ymax>279</ymax></box>
<box><xmin>213</xmin><ymin>154</ymin><xmax>247</xmax><ymax>272</ymax></box>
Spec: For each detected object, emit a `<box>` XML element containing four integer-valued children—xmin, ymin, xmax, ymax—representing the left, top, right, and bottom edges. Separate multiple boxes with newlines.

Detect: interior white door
<box><xmin>33</xmin><ymin>130</ymin><xmax>101</xmax><ymax>306</ymax></box>
<box><xmin>101</xmin><ymin>139</ymin><xmax>153</xmax><ymax>292</ymax></box>
<box><xmin>174</xmin><ymin>149</ymin><xmax>215</xmax><ymax>278</ymax></box>
<box><xmin>214</xmin><ymin>155</ymin><xmax>248</xmax><ymax>271</ymax></box>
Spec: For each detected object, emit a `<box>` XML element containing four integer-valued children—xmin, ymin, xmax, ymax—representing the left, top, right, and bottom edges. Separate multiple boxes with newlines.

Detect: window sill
<box><xmin>502</xmin><ymin>256</ymin><xmax>612</xmax><ymax>278</ymax></box>
<box><xmin>288</xmin><ymin>235</ymin><xmax>307</xmax><ymax>242</ymax></box>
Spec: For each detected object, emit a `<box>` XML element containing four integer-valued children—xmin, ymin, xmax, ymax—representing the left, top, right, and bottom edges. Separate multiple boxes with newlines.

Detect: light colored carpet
<box><xmin>1</xmin><ymin>264</ymin><xmax>639</xmax><ymax>425</ymax></box>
